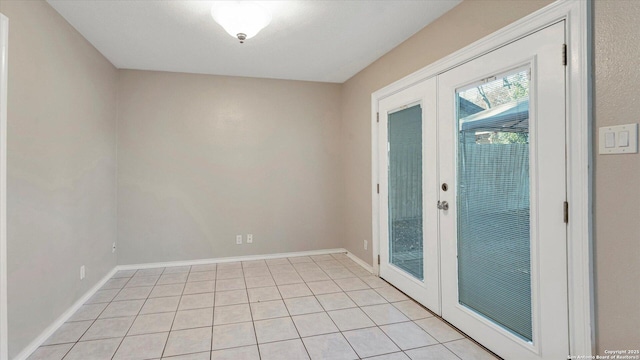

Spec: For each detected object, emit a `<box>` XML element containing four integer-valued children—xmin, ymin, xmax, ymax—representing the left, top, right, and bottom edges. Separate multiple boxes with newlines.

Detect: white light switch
<box><xmin>605</xmin><ymin>132</ymin><xmax>615</xmax><ymax>148</ymax></box>
<box><xmin>619</xmin><ymin>131</ymin><xmax>629</xmax><ymax>147</ymax></box>
<box><xmin>599</xmin><ymin>124</ymin><xmax>638</xmax><ymax>154</ymax></box>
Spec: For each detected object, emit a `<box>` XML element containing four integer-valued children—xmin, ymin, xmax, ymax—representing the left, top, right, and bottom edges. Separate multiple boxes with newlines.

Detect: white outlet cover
<box><xmin>236</xmin><ymin>235</ymin><xmax>242</xmax><ymax>245</ymax></box>
<box><xmin>599</xmin><ymin>123</ymin><xmax>638</xmax><ymax>154</ymax></box>
<box><xmin>364</xmin><ymin>240</ymin><xmax>368</xmax><ymax>250</ymax></box>
<box><xmin>247</xmin><ymin>234</ymin><xmax>253</xmax><ymax>243</ymax></box>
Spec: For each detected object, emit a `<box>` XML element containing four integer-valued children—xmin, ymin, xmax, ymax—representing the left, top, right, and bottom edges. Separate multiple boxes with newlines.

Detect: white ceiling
<box><xmin>47</xmin><ymin>0</ymin><xmax>461</xmax><ymax>83</ymax></box>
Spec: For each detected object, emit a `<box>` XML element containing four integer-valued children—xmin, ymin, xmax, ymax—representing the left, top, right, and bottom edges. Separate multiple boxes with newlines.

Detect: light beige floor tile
<box><xmin>26</xmin><ymin>343</ymin><xmax>73</xmax><ymax>360</ymax></box>
<box><xmin>86</xmin><ymin>289</ymin><xmax>120</xmax><ymax>304</ymax></box>
<box><xmin>68</xmin><ymin>303</ymin><xmax>108</xmax><ymax>322</ymax></box>
<box><xmin>247</xmin><ymin>286</ymin><xmax>281</xmax><ymax>303</ymax></box>
<box><xmin>323</xmin><ymin>267</ymin><xmax>357</xmax><ymax>280</ymax></box>
<box><xmin>375</xmin><ymin>286</ymin><xmax>409</xmax><ymax>302</ymax></box>
<box><xmin>190</xmin><ymin>264</ymin><xmax>217</xmax><ymax>272</ymax></box>
<box><xmin>302</xmin><ymin>333</ymin><xmax>358</xmax><ymax>360</ymax></box>
<box><xmin>288</xmin><ymin>256</ymin><xmax>313</xmax><ymax>263</ymax></box>
<box><xmin>126</xmin><ymin>276</ymin><xmax>159</xmax><ymax>288</ymax></box>
<box><xmin>361</xmin><ymin>304</ymin><xmax>410</xmax><ymax>325</ymax></box>
<box><xmin>327</xmin><ymin>308</ymin><xmax>376</xmax><ymax>331</ymax></box>
<box><xmin>217</xmin><ymin>262</ymin><xmax>242</xmax><ymax>270</ymax></box>
<box><xmin>149</xmin><ymin>284</ymin><xmax>184</xmax><ymax>298</ymax></box>
<box><xmin>113</xmin><ymin>332</ymin><xmax>168</xmax><ymax>360</ymax></box>
<box><xmin>346</xmin><ymin>289</ymin><xmax>387</xmax><ymax>306</ymax></box>
<box><xmin>254</xmin><ymin>317</ymin><xmax>299</xmax><ymax>343</ymax></box>
<box><xmin>360</xmin><ymin>276</ymin><xmax>389</xmax><ymax>289</ymax></box>
<box><xmin>183</xmin><ymin>281</ymin><xmax>215</xmax><ymax>295</ymax></box>
<box><xmin>278</xmin><ymin>283</ymin><xmax>312</xmax><ymax>299</ymax></box>
<box><xmin>444</xmin><ymin>339</ymin><xmax>500</xmax><ymax>360</ymax></box>
<box><xmin>244</xmin><ymin>275</ymin><xmax>275</xmax><ymax>288</ymax></box>
<box><xmin>292</xmin><ymin>262</ymin><xmax>321</xmax><ymax>272</ymax></box>
<box><xmin>113</xmin><ymin>270</ymin><xmax>137</xmax><ymax>279</ymax></box>
<box><xmin>405</xmin><ymin>344</ymin><xmax>460</xmax><ymax>360</ymax></box>
<box><xmin>162</xmin><ymin>266</ymin><xmax>191</xmax><ymax>274</ymax></box>
<box><xmin>242</xmin><ymin>259</ymin><xmax>267</xmax><ymax>268</ymax></box>
<box><xmin>365</xmin><ymin>352</ymin><xmax>411</xmax><ymax>360</ymax></box>
<box><xmin>268</xmin><ymin>264</ymin><xmax>297</xmax><ymax>274</ymax></box>
<box><xmin>129</xmin><ymin>312</ymin><xmax>175</xmax><ymax>335</ymax></box>
<box><xmin>215</xmin><ymin>278</ymin><xmax>246</xmax><ymax>291</ymax></box>
<box><xmin>179</xmin><ymin>293</ymin><xmax>215</xmax><ymax>310</ymax></box>
<box><xmin>157</xmin><ymin>273</ymin><xmax>188</xmax><ymax>285</ymax></box>
<box><xmin>211</xmin><ymin>345</ymin><xmax>260</xmax><ymax>360</ymax></box>
<box><xmin>306</xmin><ymin>280</ymin><xmax>341</xmax><ymax>295</ymax></box>
<box><xmin>343</xmin><ymin>327</ymin><xmax>400</xmax><ymax>358</ymax></box>
<box><xmin>292</xmin><ymin>312</ymin><xmax>338</xmax><ymax>337</ymax></box>
<box><xmin>250</xmin><ymin>299</ymin><xmax>289</xmax><ymax>320</ymax></box>
<box><xmin>188</xmin><ymin>271</ymin><xmax>217</xmax><ymax>282</ymax></box>
<box><xmin>102</xmin><ymin>278</ymin><xmax>130</xmax><ymax>290</ymax></box>
<box><xmin>43</xmin><ymin>321</ymin><xmax>93</xmax><ymax>345</ymax></box>
<box><xmin>139</xmin><ymin>296</ymin><xmax>180</xmax><ymax>315</ymax></box>
<box><xmin>172</xmin><ymin>308</ymin><xmax>213</xmax><ymax>330</ymax></box>
<box><xmin>211</xmin><ymin>322</ymin><xmax>256</xmax><ymax>350</ymax></box>
<box><xmin>298</xmin><ymin>270</ymin><xmax>330</xmax><ymax>282</ymax></box>
<box><xmin>310</xmin><ymin>255</ymin><xmax>334</xmax><ymax>262</ymax></box>
<box><xmin>414</xmin><ymin>318</ymin><xmax>465</xmax><ymax>343</ymax></box>
<box><xmin>315</xmin><ymin>260</ymin><xmax>343</xmax><ymax>270</ymax></box>
<box><xmin>163</xmin><ymin>352</ymin><xmax>209</xmax><ymax>359</ymax></box>
<box><xmin>284</xmin><ymin>296</ymin><xmax>324</xmax><ymax>316</ymax></box>
<box><xmin>63</xmin><ymin>338</ymin><xmax>121</xmax><ymax>360</ymax></box>
<box><xmin>216</xmin><ymin>268</ymin><xmax>244</xmax><ymax>280</ymax></box>
<box><xmin>335</xmin><ymin>277</ymin><xmax>369</xmax><ymax>291</ymax></box>
<box><xmin>392</xmin><ymin>300</ymin><xmax>433</xmax><ymax>320</ymax></box>
<box><xmin>272</xmin><ymin>272</ymin><xmax>304</xmax><ymax>285</ymax></box>
<box><xmin>115</xmin><ymin>286</ymin><xmax>153</xmax><ymax>301</ymax></box>
<box><xmin>215</xmin><ymin>289</ymin><xmax>248</xmax><ymax>306</ymax></box>
<box><xmin>380</xmin><ymin>322</ymin><xmax>437</xmax><ymax>350</ymax></box>
<box><xmin>265</xmin><ymin>258</ymin><xmax>291</xmax><ymax>266</ymax></box>
<box><xmin>81</xmin><ymin>316</ymin><xmax>135</xmax><ymax>341</ymax></box>
<box><xmin>163</xmin><ymin>327</ymin><xmax>212</xmax><ymax>357</ymax></box>
<box><xmin>259</xmin><ymin>339</ymin><xmax>309</xmax><ymax>360</ymax></box>
<box><xmin>316</xmin><ymin>292</ymin><xmax>357</xmax><ymax>311</ymax></box>
<box><xmin>213</xmin><ymin>304</ymin><xmax>252</xmax><ymax>325</ymax></box>
<box><xmin>243</xmin><ymin>267</ymin><xmax>271</xmax><ymax>278</ymax></box>
<box><xmin>136</xmin><ymin>268</ymin><xmax>165</xmax><ymax>277</ymax></box>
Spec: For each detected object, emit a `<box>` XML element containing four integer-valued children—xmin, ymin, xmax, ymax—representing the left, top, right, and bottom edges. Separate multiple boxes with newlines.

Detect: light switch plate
<box><xmin>599</xmin><ymin>123</ymin><xmax>638</xmax><ymax>154</ymax></box>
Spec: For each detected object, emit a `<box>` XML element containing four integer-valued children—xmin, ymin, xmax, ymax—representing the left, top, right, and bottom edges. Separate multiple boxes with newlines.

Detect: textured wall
<box><xmin>117</xmin><ymin>70</ymin><xmax>344</xmax><ymax>265</ymax></box>
<box><xmin>593</xmin><ymin>0</ymin><xmax>640</xmax><ymax>352</ymax></box>
<box><xmin>0</xmin><ymin>1</ymin><xmax>118</xmax><ymax>357</ymax></box>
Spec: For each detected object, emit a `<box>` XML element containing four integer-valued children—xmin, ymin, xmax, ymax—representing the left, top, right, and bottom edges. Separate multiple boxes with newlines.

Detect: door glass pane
<box><xmin>456</xmin><ymin>69</ymin><xmax>532</xmax><ymax>341</ymax></box>
<box><xmin>388</xmin><ymin>105</ymin><xmax>423</xmax><ymax>280</ymax></box>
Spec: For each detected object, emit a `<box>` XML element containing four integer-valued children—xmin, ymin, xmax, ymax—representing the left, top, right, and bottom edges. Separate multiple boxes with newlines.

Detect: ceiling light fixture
<box><xmin>211</xmin><ymin>1</ymin><xmax>272</xmax><ymax>44</ymax></box>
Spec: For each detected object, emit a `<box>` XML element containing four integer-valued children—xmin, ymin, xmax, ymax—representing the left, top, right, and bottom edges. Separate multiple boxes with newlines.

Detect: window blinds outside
<box><xmin>456</xmin><ymin>70</ymin><xmax>533</xmax><ymax>341</ymax></box>
<box><xmin>388</xmin><ymin>105</ymin><xmax>423</xmax><ymax>280</ymax></box>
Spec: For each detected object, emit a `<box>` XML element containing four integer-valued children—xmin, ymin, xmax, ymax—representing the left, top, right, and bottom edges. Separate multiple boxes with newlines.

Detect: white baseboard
<box><xmin>346</xmin><ymin>251</ymin><xmax>374</xmax><ymax>274</ymax></box>
<box><xmin>12</xmin><ymin>267</ymin><xmax>118</xmax><ymax>360</ymax></box>
<box><xmin>116</xmin><ymin>248</ymin><xmax>348</xmax><ymax>271</ymax></box>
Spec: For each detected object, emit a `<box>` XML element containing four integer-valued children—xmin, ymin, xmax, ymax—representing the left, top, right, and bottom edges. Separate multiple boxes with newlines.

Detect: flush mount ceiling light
<box><xmin>211</xmin><ymin>1</ymin><xmax>272</xmax><ymax>43</ymax></box>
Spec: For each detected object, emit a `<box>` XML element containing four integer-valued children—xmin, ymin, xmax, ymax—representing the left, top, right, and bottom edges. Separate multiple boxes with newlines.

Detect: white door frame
<box><xmin>0</xmin><ymin>12</ymin><xmax>8</xmax><ymax>360</ymax></box>
<box><xmin>371</xmin><ymin>0</ymin><xmax>593</xmax><ymax>356</ymax></box>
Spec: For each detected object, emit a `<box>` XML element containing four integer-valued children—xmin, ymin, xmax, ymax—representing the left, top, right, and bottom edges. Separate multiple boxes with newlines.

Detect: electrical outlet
<box><xmin>112</xmin><ymin>242</ymin><xmax>116</xmax><ymax>253</ymax></box>
<box><xmin>364</xmin><ymin>240</ymin><xmax>368</xmax><ymax>250</ymax></box>
<box><xmin>247</xmin><ymin>234</ymin><xmax>253</xmax><ymax>244</ymax></box>
<box><xmin>80</xmin><ymin>265</ymin><xmax>86</xmax><ymax>280</ymax></box>
<box><xmin>236</xmin><ymin>235</ymin><xmax>242</xmax><ymax>245</ymax></box>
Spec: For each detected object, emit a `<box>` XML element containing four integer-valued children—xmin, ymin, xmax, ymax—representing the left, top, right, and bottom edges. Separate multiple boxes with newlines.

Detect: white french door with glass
<box><xmin>378</xmin><ymin>77</ymin><xmax>440</xmax><ymax>313</ymax></box>
<box><xmin>378</xmin><ymin>22</ymin><xmax>569</xmax><ymax>359</ymax></box>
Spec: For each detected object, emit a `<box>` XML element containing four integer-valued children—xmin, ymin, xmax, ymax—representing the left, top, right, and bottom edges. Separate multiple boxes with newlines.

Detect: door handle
<box><xmin>437</xmin><ymin>201</ymin><xmax>449</xmax><ymax>211</ymax></box>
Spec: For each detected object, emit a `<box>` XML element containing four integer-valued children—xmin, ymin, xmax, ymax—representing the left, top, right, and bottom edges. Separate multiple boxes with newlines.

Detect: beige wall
<box><xmin>0</xmin><ymin>1</ymin><xmax>118</xmax><ymax>358</ymax></box>
<box><xmin>117</xmin><ymin>70</ymin><xmax>344</xmax><ymax>265</ymax></box>
<box><xmin>593</xmin><ymin>0</ymin><xmax>640</xmax><ymax>351</ymax></box>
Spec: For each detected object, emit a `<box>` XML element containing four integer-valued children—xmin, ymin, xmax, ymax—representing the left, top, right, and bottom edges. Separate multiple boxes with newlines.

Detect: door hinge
<box><xmin>564</xmin><ymin>201</ymin><xmax>569</xmax><ymax>223</ymax></box>
<box><xmin>562</xmin><ymin>44</ymin><xmax>567</xmax><ymax>66</ymax></box>
<box><xmin>376</xmin><ymin>112</ymin><xmax>379</xmax><ymax>123</ymax></box>
<box><xmin>377</xmin><ymin>255</ymin><xmax>380</xmax><ymax>265</ymax></box>
<box><xmin>377</xmin><ymin>184</ymin><xmax>380</xmax><ymax>194</ymax></box>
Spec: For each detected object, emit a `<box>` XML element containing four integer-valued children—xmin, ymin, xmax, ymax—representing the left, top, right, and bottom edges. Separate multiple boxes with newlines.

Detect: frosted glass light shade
<box><xmin>211</xmin><ymin>2</ymin><xmax>272</xmax><ymax>41</ymax></box>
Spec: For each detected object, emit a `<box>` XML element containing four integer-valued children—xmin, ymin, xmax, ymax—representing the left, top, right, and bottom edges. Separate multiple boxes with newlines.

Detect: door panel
<box><xmin>438</xmin><ymin>22</ymin><xmax>568</xmax><ymax>359</ymax></box>
<box><xmin>378</xmin><ymin>77</ymin><xmax>440</xmax><ymax>313</ymax></box>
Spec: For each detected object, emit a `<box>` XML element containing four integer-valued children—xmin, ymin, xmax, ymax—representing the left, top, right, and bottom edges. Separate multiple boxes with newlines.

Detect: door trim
<box><xmin>0</xmin><ymin>12</ymin><xmax>8</xmax><ymax>360</ymax></box>
<box><xmin>371</xmin><ymin>0</ymin><xmax>593</xmax><ymax>355</ymax></box>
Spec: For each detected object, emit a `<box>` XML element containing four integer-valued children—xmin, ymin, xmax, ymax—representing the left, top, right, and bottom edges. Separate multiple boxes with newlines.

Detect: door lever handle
<box><xmin>437</xmin><ymin>200</ymin><xmax>449</xmax><ymax>211</ymax></box>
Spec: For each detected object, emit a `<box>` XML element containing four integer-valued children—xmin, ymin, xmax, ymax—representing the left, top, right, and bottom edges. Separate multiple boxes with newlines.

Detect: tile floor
<box><xmin>28</xmin><ymin>253</ymin><xmax>499</xmax><ymax>360</ymax></box>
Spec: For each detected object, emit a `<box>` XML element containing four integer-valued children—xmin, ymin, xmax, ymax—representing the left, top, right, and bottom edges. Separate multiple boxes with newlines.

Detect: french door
<box><xmin>378</xmin><ymin>77</ymin><xmax>440</xmax><ymax>313</ymax></box>
<box><xmin>378</xmin><ymin>22</ymin><xmax>568</xmax><ymax>359</ymax></box>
